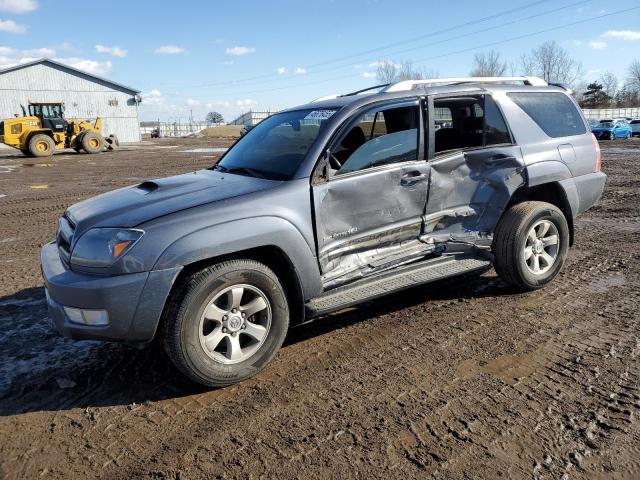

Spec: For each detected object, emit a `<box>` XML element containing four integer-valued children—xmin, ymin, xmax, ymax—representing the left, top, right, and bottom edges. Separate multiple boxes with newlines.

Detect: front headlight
<box><xmin>70</xmin><ymin>228</ymin><xmax>144</xmax><ymax>268</ymax></box>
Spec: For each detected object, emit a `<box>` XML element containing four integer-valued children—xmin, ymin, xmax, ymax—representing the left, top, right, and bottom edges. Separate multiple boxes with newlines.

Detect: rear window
<box><xmin>507</xmin><ymin>92</ymin><xmax>586</xmax><ymax>138</ymax></box>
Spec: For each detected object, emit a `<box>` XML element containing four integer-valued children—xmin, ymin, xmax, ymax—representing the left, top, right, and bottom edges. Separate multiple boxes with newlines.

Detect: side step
<box><xmin>306</xmin><ymin>256</ymin><xmax>490</xmax><ymax>317</ymax></box>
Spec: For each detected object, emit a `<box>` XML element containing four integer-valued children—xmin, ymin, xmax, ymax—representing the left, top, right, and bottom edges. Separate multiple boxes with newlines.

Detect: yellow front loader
<box><xmin>0</xmin><ymin>102</ymin><xmax>119</xmax><ymax>157</ymax></box>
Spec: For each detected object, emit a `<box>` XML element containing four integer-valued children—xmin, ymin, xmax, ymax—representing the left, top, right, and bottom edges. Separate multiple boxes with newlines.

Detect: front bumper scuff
<box><xmin>41</xmin><ymin>241</ymin><xmax>180</xmax><ymax>342</ymax></box>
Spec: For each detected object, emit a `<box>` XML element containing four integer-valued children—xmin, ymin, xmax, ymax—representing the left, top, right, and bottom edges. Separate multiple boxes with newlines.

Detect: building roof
<box><xmin>0</xmin><ymin>58</ymin><xmax>140</xmax><ymax>95</ymax></box>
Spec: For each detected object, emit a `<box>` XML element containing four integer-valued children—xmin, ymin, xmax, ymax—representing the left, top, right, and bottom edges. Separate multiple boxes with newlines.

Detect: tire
<box><xmin>81</xmin><ymin>131</ymin><xmax>103</xmax><ymax>154</ymax></box>
<box><xmin>108</xmin><ymin>134</ymin><xmax>120</xmax><ymax>147</ymax></box>
<box><xmin>20</xmin><ymin>148</ymin><xmax>33</xmax><ymax>157</ymax></box>
<box><xmin>28</xmin><ymin>134</ymin><xmax>55</xmax><ymax>157</ymax></box>
<box><xmin>163</xmin><ymin>259</ymin><xmax>290</xmax><ymax>387</ymax></box>
<box><xmin>493</xmin><ymin>201</ymin><xmax>569</xmax><ymax>291</ymax></box>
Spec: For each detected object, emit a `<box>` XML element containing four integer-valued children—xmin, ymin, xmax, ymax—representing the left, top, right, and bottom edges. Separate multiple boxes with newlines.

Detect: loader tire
<box><xmin>81</xmin><ymin>131</ymin><xmax>103</xmax><ymax>154</ymax></box>
<box><xmin>108</xmin><ymin>134</ymin><xmax>120</xmax><ymax>147</ymax></box>
<box><xmin>28</xmin><ymin>134</ymin><xmax>55</xmax><ymax>157</ymax></box>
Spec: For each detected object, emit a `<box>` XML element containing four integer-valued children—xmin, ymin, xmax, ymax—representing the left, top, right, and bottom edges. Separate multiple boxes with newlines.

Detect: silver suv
<box><xmin>41</xmin><ymin>76</ymin><xmax>606</xmax><ymax>386</ymax></box>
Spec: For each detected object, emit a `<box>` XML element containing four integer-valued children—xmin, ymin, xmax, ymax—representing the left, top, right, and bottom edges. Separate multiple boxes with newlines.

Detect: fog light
<box><xmin>63</xmin><ymin>306</ymin><xmax>109</xmax><ymax>326</ymax></box>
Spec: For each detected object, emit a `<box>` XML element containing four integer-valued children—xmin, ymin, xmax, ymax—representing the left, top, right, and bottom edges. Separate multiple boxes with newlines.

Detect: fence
<box><xmin>581</xmin><ymin>107</ymin><xmax>640</xmax><ymax>120</ymax></box>
<box><xmin>140</xmin><ymin>121</ymin><xmax>222</xmax><ymax>138</ymax></box>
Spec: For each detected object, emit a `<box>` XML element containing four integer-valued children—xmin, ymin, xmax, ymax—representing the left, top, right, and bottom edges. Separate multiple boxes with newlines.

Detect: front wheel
<box><xmin>163</xmin><ymin>259</ymin><xmax>290</xmax><ymax>387</ymax></box>
<box><xmin>493</xmin><ymin>201</ymin><xmax>569</xmax><ymax>291</ymax></box>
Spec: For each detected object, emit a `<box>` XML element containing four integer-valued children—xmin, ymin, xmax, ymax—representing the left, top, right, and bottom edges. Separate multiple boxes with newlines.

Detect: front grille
<box><xmin>56</xmin><ymin>214</ymin><xmax>75</xmax><ymax>266</ymax></box>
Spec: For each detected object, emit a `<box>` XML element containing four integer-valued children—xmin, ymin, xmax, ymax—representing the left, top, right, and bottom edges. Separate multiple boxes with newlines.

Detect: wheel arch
<box><xmin>171</xmin><ymin>245</ymin><xmax>306</xmax><ymax>326</ymax></box>
<box><xmin>24</xmin><ymin>128</ymin><xmax>54</xmax><ymax>143</ymax></box>
<box><xmin>506</xmin><ymin>181</ymin><xmax>575</xmax><ymax>246</ymax></box>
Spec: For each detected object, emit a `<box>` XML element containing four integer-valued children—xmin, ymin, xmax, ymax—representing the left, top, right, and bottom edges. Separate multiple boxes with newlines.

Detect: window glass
<box><xmin>217</xmin><ymin>109</ymin><xmax>335</xmax><ymax>180</ymax></box>
<box><xmin>434</xmin><ymin>96</ymin><xmax>483</xmax><ymax>153</ymax></box>
<box><xmin>333</xmin><ymin>105</ymin><xmax>418</xmax><ymax>176</ymax></box>
<box><xmin>507</xmin><ymin>92</ymin><xmax>586</xmax><ymax>138</ymax></box>
<box><xmin>484</xmin><ymin>96</ymin><xmax>511</xmax><ymax>145</ymax></box>
<box><xmin>433</xmin><ymin>95</ymin><xmax>513</xmax><ymax>153</ymax></box>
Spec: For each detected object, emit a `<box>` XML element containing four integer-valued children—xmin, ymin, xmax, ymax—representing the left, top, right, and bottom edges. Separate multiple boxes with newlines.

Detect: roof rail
<box><xmin>310</xmin><ymin>84</ymin><xmax>390</xmax><ymax>103</ymax></box>
<box><xmin>383</xmin><ymin>76</ymin><xmax>547</xmax><ymax>92</ymax></box>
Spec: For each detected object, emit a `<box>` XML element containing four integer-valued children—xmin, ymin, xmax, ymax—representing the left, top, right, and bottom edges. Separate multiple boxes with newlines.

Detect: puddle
<box><xmin>587</xmin><ymin>274</ymin><xmax>626</xmax><ymax>293</ymax></box>
<box><xmin>603</xmin><ymin>147</ymin><xmax>640</xmax><ymax>155</ymax></box>
<box><xmin>22</xmin><ymin>163</ymin><xmax>54</xmax><ymax>168</ymax></box>
<box><xmin>0</xmin><ymin>194</ymin><xmax>6</xmax><ymax>199</ymax></box>
<box><xmin>0</xmin><ymin>165</ymin><xmax>18</xmax><ymax>173</ymax></box>
<box><xmin>180</xmin><ymin>147</ymin><xmax>228</xmax><ymax>153</ymax></box>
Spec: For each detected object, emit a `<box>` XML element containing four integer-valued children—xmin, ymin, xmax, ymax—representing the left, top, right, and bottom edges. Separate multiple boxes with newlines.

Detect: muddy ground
<box><xmin>0</xmin><ymin>138</ymin><xmax>638</xmax><ymax>479</ymax></box>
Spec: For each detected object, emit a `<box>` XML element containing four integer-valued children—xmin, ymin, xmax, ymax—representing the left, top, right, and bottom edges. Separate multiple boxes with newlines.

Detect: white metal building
<box><xmin>0</xmin><ymin>58</ymin><xmax>141</xmax><ymax>143</ymax></box>
<box><xmin>229</xmin><ymin>110</ymin><xmax>274</xmax><ymax>126</ymax></box>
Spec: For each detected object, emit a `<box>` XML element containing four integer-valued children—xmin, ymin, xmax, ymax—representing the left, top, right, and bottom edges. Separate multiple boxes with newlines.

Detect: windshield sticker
<box><xmin>304</xmin><ymin>110</ymin><xmax>336</xmax><ymax>120</ymax></box>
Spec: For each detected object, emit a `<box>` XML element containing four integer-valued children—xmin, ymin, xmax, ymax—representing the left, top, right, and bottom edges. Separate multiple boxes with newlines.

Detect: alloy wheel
<box><xmin>523</xmin><ymin>219</ymin><xmax>560</xmax><ymax>275</ymax></box>
<box><xmin>198</xmin><ymin>284</ymin><xmax>272</xmax><ymax>364</ymax></box>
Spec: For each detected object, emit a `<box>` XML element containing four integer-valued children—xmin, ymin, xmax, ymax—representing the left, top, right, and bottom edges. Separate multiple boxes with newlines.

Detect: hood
<box><xmin>592</xmin><ymin>126</ymin><xmax>614</xmax><ymax>132</ymax></box>
<box><xmin>66</xmin><ymin>169</ymin><xmax>281</xmax><ymax>233</ymax></box>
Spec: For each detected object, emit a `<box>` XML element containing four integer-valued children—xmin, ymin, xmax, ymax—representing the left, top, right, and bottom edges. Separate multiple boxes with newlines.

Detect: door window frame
<box><xmin>311</xmin><ymin>98</ymin><xmax>425</xmax><ymax>183</ymax></box>
<box><xmin>425</xmin><ymin>92</ymin><xmax>516</xmax><ymax>161</ymax></box>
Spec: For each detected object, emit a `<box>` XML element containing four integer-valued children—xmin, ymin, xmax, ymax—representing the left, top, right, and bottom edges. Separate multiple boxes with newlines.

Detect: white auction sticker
<box><xmin>304</xmin><ymin>110</ymin><xmax>336</xmax><ymax>120</ymax></box>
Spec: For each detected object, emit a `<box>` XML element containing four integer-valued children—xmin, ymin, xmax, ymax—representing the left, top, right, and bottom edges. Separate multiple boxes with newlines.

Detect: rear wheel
<box><xmin>28</xmin><ymin>134</ymin><xmax>55</xmax><ymax>157</ymax></box>
<box><xmin>493</xmin><ymin>201</ymin><xmax>569</xmax><ymax>291</ymax></box>
<box><xmin>81</xmin><ymin>131</ymin><xmax>103</xmax><ymax>154</ymax></box>
<box><xmin>163</xmin><ymin>259</ymin><xmax>290</xmax><ymax>387</ymax></box>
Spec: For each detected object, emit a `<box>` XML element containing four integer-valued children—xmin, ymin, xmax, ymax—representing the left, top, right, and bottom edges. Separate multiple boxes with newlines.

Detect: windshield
<box><xmin>216</xmin><ymin>109</ymin><xmax>336</xmax><ymax>180</ymax></box>
<box><xmin>28</xmin><ymin>104</ymin><xmax>63</xmax><ymax>118</ymax></box>
<box><xmin>598</xmin><ymin>122</ymin><xmax>614</xmax><ymax>128</ymax></box>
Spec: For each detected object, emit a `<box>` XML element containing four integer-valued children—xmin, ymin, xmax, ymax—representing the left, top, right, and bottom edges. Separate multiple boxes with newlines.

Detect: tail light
<box><xmin>591</xmin><ymin>133</ymin><xmax>601</xmax><ymax>172</ymax></box>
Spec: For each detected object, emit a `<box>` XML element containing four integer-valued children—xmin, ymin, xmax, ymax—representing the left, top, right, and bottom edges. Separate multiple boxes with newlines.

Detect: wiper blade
<box><xmin>226</xmin><ymin>167</ymin><xmax>266</xmax><ymax>178</ymax></box>
<box><xmin>213</xmin><ymin>164</ymin><xmax>229</xmax><ymax>172</ymax></box>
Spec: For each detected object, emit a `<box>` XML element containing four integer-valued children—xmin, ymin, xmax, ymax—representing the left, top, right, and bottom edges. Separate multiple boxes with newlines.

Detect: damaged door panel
<box><xmin>422</xmin><ymin>146</ymin><xmax>526</xmax><ymax>251</ymax></box>
<box><xmin>314</xmin><ymin>163</ymin><xmax>431</xmax><ymax>289</ymax></box>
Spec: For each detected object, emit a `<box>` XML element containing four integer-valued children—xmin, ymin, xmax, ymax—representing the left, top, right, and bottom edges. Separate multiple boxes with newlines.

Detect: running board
<box><xmin>306</xmin><ymin>256</ymin><xmax>490</xmax><ymax>317</ymax></box>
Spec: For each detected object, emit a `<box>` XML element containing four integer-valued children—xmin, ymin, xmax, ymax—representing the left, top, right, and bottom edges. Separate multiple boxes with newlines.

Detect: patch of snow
<box><xmin>180</xmin><ymin>147</ymin><xmax>228</xmax><ymax>153</ymax></box>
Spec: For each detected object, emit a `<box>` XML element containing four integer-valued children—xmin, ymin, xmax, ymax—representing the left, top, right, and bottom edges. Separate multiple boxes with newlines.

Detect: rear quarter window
<box><xmin>507</xmin><ymin>92</ymin><xmax>586</xmax><ymax>138</ymax></box>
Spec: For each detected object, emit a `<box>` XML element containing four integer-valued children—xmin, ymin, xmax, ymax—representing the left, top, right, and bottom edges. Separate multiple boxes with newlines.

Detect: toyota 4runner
<box><xmin>41</xmin><ymin>77</ymin><xmax>606</xmax><ymax>386</ymax></box>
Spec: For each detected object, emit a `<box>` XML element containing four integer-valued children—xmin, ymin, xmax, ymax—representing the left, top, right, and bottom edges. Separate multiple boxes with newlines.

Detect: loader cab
<box><xmin>28</xmin><ymin>102</ymin><xmax>67</xmax><ymax>133</ymax></box>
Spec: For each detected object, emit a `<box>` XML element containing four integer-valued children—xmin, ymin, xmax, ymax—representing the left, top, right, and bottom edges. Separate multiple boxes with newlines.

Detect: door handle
<box><xmin>400</xmin><ymin>172</ymin><xmax>427</xmax><ymax>186</ymax></box>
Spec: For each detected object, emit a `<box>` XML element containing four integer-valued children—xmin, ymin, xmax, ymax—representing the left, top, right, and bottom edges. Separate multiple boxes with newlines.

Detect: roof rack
<box><xmin>383</xmin><ymin>76</ymin><xmax>547</xmax><ymax>92</ymax></box>
<box><xmin>310</xmin><ymin>83</ymin><xmax>390</xmax><ymax>103</ymax></box>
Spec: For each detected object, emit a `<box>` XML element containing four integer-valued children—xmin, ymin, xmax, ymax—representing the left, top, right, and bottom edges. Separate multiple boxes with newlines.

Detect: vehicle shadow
<box><xmin>0</xmin><ymin>271</ymin><xmax>520</xmax><ymax>417</ymax></box>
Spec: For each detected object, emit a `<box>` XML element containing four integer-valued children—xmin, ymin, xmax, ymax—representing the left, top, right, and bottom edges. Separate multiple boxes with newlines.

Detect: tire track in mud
<box><xmin>87</xmin><ymin>250</ymin><xmax>637</xmax><ymax>478</ymax></box>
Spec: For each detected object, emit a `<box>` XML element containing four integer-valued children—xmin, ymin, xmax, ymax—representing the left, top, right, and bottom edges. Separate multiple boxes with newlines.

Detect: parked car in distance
<box><xmin>630</xmin><ymin>119</ymin><xmax>640</xmax><ymax>137</ymax></box>
<box><xmin>41</xmin><ymin>76</ymin><xmax>606</xmax><ymax>387</ymax></box>
<box><xmin>592</xmin><ymin>120</ymin><xmax>632</xmax><ymax>140</ymax></box>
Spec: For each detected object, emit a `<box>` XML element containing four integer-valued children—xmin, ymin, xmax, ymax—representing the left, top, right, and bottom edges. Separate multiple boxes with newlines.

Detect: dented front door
<box><xmin>422</xmin><ymin>146</ymin><xmax>526</xmax><ymax>247</ymax></box>
<box><xmin>313</xmin><ymin>162</ymin><xmax>431</xmax><ymax>289</ymax></box>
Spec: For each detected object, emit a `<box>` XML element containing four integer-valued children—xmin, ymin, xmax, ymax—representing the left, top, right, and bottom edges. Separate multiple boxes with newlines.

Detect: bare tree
<box><xmin>375</xmin><ymin>61</ymin><xmax>399</xmax><ymax>83</ymax></box>
<box><xmin>627</xmin><ymin>59</ymin><xmax>640</xmax><ymax>91</ymax></box>
<box><xmin>375</xmin><ymin>60</ymin><xmax>426</xmax><ymax>84</ymax></box>
<box><xmin>520</xmin><ymin>41</ymin><xmax>584</xmax><ymax>86</ymax></box>
<box><xmin>469</xmin><ymin>50</ymin><xmax>507</xmax><ymax>77</ymax></box>
<box><xmin>598</xmin><ymin>71</ymin><xmax>618</xmax><ymax>99</ymax></box>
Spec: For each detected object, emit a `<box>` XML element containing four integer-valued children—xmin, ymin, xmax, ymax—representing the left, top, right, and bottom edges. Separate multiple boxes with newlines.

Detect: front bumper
<box><xmin>41</xmin><ymin>241</ymin><xmax>180</xmax><ymax>342</ymax></box>
<box><xmin>593</xmin><ymin>131</ymin><xmax>613</xmax><ymax>139</ymax></box>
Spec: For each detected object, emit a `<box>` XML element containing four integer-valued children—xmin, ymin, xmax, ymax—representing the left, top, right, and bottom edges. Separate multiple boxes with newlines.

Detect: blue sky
<box><xmin>1</xmin><ymin>0</ymin><xmax>639</xmax><ymax>121</ymax></box>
